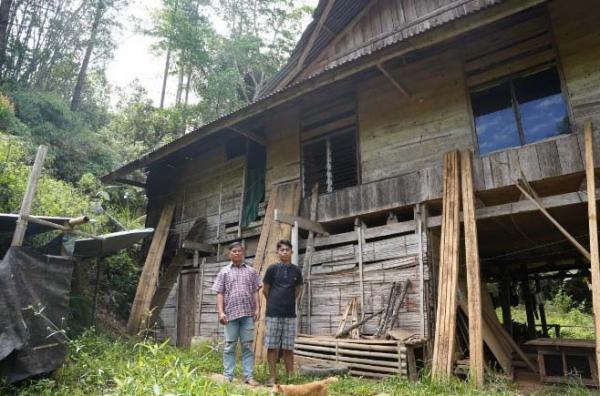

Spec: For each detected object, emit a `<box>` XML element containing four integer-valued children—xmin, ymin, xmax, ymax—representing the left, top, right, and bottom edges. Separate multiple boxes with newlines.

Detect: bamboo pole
<box><xmin>584</xmin><ymin>120</ymin><xmax>600</xmax><ymax>379</ymax></box>
<box><xmin>11</xmin><ymin>145</ymin><xmax>47</xmax><ymax>247</ymax></box>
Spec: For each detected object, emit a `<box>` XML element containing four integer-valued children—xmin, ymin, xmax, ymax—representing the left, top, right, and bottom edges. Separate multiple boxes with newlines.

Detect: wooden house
<box><xmin>103</xmin><ymin>0</ymin><xmax>600</xmax><ymax>383</ymax></box>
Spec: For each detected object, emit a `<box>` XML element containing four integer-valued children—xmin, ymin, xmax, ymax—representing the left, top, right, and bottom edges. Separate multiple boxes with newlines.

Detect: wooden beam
<box><xmin>22</xmin><ymin>215</ymin><xmax>99</xmax><ymax>239</ymax></box>
<box><xmin>515</xmin><ymin>178</ymin><xmax>591</xmax><ymax>261</ymax></box>
<box><xmin>461</xmin><ymin>150</ymin><xmax>484</xmax><ymax>387</ymax></box>
<box><xmin>115</xmin><ymin>177</ymin><xmax>146</xmax><ymax>189</ymax></box>
<box><xmin>182</xmin><ymin>240</ymin><xmax>214</xmax><ymax>253</ymax></box>
<box><xmin>11</xmin><ymin>145</ymin><xmax>47</xmax><ymax>247</ymax></box>
<box><xmin>377</xmin><ymin>63</ymin><xmax>411</xmax><ymax>97</ymax></box>
<box><xmin>127</xmin><ymin>202</ymin><xmax>175</xmax><ymax>335</ymax></box>
<box><xmin>428</xmin><ymin>189</ymin><xmax>600</xmax><ymax>228</ymax></box>
<box><xmin>297</xmin><ymin>184</ymin><xmax>319</xmax><ymax>334</ymax></box>
<box><xmin>584</xmin><ymin>120</ymin><xmax>600</xmax><ymax>379</ymax></box>
<box><xmin>227</xmin><ymin>126</ymin><xmax>267</xmax><ymax>146</ymax></box>
<box><xmin>274</xmin><ymin>209</ymin><xmax>327</xmax><ymax>234</ymax></box>
<box><xmin>355</xmin><ymin>221</ymin><xmax>365</xmax><ymax>323</ymax></box>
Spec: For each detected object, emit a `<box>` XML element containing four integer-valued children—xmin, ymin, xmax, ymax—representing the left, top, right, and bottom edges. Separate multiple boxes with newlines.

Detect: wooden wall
<box><xmin>550</xmin><ymin>0</ymin><xmax>600</xmax><ymax>129</ymax></box>
<box><xmin>358</xmin><ymin>50</ymin><xmax>473</xmax><ymax>184</ymax></box>
<box><xmin>265</xmin><ymin>106</ymin><xmax>301</xmax><ymax>193</ymax></box>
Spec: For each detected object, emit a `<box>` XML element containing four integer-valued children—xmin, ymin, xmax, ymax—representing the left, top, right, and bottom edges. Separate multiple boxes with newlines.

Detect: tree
<box><xmin>0</xmin><ymin>0</ymin><xmax>13</xmax><ymax>73</ymax></box>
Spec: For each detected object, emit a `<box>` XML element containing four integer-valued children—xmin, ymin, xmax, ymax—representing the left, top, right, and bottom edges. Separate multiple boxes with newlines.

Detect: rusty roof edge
<box><xmin>101</xmin><ymin>0</ymin><xmax>544</xmax><ymax>185</ymax></box>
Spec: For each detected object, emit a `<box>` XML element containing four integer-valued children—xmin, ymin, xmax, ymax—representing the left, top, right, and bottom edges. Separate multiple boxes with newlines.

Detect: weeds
<box><xmin>0</xmin><ymin>330</ymin><xmax>597</xmax><ymax>395</ymax></box>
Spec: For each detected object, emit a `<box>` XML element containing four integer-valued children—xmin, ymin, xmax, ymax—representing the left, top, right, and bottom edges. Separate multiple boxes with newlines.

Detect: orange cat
<box><xmin>272</xmin><ymin>377</ymin><xmax>338</xmax><ymax>396</ymax></box>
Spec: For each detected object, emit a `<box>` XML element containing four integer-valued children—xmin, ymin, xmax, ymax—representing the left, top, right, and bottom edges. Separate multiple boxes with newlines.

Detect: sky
<box><xmin>106</xmin><ymin>0</ymin><xmax>318</xmax><ymax>108</ymax></box>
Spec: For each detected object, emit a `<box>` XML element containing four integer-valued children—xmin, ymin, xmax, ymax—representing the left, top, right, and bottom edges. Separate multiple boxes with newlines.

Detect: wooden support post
<box><xmin>535</xmin><ymin>277</ymin><xmax>548</xmax><ymax>337</ymax></box>
<box><xmin>196</xmin><ymin>257</ymin><xmax>206</xmax><ymax>336</ymax></box>
<box><xmin>520</xmin><ymin>266</ymin><xmax>536</xmax><ymax>339</ymax></box>
<box><xmin>215</xmin><ymin>183</ymin><xmax>223</xmax><ymax>257</ymax></box>
<box><xmin>11</xmin><ymin>145</ymin><xmax>47</xmax><ymax>247</ymax></box>
<box><xmin>583</xmin><ymin>120</ymin><xmax>600</xmax><ymax>378</ymax></box>
<box><xmin>355</xmin><ymin>219</ymin><xmax>365</xmax><ymax>323</ymax></box>
<box><xmin>297</xmin><ymin>184</ymin><xmax>319</xmax><ymax>334</ymax></box>
<box><xmin>127</xmin><ymin>202</ymin><xmax>175</xmax><ymax>335</ymax></box>
<box><xmin>432</xmin><ymin>151</ymin><xmax>461</xmax><ymax>378</ymax></box>
<box><xmin>415</xmin><ymin>204</ymin><xmax>426</xmax><ymax>338</ymax></box>
<box><xmin>500</xmin><ymin>277</ymin><xmax>512</xmax><ymax>336</ymax></box>
<box><xmin>460</xmin><ymin>150</ymin><xmax>484</xmax><ymax>387</ymax></box>
<box><xmin>292</xmin><ymin>221</ymin><xmax>299</xmax><ymax>266</ymax></box>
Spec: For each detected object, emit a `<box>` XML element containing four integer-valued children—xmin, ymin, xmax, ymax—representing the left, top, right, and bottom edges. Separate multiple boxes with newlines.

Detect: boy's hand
<box><xmin>254</xmin><ymin>309</ymin><xmax>260</xmax><ymax>321</ymax></box>
<box><xmin>218</xmin><ymin>313</ymin><xmax>228</xmax><ymax>325</ymax></box>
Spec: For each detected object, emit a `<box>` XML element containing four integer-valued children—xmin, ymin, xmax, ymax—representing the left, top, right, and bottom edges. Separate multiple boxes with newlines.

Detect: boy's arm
<box><xmin>262</xmin><ymin>283</ymin><xmax>271</xmax><ymax>299</ymax></box>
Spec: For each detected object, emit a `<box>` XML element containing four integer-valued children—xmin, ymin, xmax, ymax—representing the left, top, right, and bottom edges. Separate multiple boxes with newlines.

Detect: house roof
<box><xmin>102</xmin><ymin>0</ymin><xmax>543</xmax><ymax>185</ymax></box>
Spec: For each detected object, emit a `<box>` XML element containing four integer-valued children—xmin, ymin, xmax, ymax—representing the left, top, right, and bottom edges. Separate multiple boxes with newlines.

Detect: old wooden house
<box><xmin>103</xmin><ymin>0</ymin><xmax>600</xmax><ymax>384</ymax></box>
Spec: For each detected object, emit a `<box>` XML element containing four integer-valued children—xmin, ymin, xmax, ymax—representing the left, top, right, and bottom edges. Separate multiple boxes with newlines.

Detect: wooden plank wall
<box><xmin>173</xmin><ymin>156</ymin><xmax>245</xmax><ymax>243</ymax></box>
<box><xmin>265</xmin><ymin>106</ymin><xmax>301</xmax><ymax>193</ymax></box>
<box><xmin>358</xmin><ymin>51</ymin><xmax>473</xmax><ymax>184</ymax></box>
<box><xmin>550</xmin><ymin>0</ymin><xmax>600</xmax><ymax>129</ymax></box>
<box><xmin>298</xmin><ymin>231</ymin><xmax>431</xmax><ymax>338</ymax></box>
<box><xmin>306</xmin><ymin>130</ymin><xmax>599</xmax><ymax>223</ymax></box>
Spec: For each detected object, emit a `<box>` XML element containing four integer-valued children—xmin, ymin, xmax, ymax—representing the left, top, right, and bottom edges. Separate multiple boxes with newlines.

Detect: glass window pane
<box><xmin>514</xmin><ymin>68</ymin><xmax>569</xmax><ymax>144</ymax></box>
<box><xmin>471</xmin><ymin>83</ymin><xmax>521</xmax><ymax>155</ymax></box>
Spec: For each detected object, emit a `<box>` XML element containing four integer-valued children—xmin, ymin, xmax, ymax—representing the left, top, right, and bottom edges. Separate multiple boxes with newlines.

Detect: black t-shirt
<box><xmin>263</xmin><ymin>262</ymin><xmax>303</xmax><ymax>318</ymax></box>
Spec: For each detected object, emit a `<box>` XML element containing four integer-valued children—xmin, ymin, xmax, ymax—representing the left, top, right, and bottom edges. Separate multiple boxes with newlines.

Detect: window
<box><xmin>472</xmin><ymin>68</ymin><xmax>569</xmax><ymax>155</ymax></box>
<box><xmin>301</xmin><ymin>95</ymin><xmax>359</xmax><ymax>196</ymax></box>
<box><xmin>302</xmin><ymin>130</ymin><xmax>358</xmax><ymax>196</ymax></box>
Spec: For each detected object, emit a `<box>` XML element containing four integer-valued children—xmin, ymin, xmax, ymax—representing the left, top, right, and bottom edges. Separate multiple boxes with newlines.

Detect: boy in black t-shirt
<box><xmin>262</xmin><ymin>239</ymin><xmax>303</xmax><ymax>386</ymax></box>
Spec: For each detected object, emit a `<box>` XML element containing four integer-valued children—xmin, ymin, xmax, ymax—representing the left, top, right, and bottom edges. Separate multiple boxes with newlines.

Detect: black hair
<box><xmin>276</xmin><ymin>239</ymin><xmax>292</xmax><ymax>249</ymax></box>
<box><xmin>228</xmin><ymin>241</ymin><xmax>244</xmax><ymax>250</ymax></box>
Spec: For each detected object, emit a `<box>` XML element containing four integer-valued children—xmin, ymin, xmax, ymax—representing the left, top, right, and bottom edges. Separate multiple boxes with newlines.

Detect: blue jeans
<box><xmin>223</xmin><ymin>316</ymin><xmax>255</xmax><ymax>380</ymax></box>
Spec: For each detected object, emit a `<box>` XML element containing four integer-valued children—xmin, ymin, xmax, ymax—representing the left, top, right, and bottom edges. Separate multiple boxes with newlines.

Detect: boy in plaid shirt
<box><xmin>212</xmin><ymin>242</ymin><xmax>261</xmax><ymax>386</ymax></box>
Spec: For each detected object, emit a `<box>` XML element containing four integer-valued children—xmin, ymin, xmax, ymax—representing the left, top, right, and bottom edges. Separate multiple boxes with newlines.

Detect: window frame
<box><xmin>470</xmin><ymin>64</ymin><xmax>572</xmax><ymax>156</ymax></box>
<box><xmin>301</xmin><ymin>127</ymin><xmax>360</xmax><ymax>197</ymax></box>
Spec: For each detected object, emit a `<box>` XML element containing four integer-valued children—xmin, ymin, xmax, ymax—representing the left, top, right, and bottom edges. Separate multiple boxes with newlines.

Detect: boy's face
<box><xmin>277</xmin><ymin>245</ymin><xmax>292</xmax><ymax>263</ymax></box>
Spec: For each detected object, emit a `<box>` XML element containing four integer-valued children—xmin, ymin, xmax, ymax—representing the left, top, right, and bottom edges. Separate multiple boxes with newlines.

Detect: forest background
<box><xmin>0</xmin><ymin>0</ymin><xmax>313</xmax><ymax>328</ymax></box>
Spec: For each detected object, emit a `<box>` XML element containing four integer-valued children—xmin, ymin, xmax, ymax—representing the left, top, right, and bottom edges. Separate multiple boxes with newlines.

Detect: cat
<box><xmin>271</xmin><ymin>377</ymin><xmax>338</xmax><ymax>396</ymax></box>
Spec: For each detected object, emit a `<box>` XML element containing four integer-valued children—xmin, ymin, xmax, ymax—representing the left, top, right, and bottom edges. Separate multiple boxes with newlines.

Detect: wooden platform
<box><xmin>294</xmin><ymin>335</ymin><xmax>422</xmax><ymax>378</ymax></box>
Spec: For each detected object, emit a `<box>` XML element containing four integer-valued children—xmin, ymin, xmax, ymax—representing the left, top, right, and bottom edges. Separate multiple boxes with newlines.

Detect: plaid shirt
<box><xmin>212</xmin><ymin>262</ymin><xmax>261</xmax><ymax>321</ymax></box>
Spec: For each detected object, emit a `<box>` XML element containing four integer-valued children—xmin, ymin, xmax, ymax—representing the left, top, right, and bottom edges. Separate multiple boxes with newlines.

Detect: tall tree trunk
<box><xmin>159</xmin><ymin>47</ymin><xmax>170</xmax><ymax>108</ymax></box>
<box><xmin>71</xmin><ymin>0</ymin><xmax>104</xmax><ymax>112</ymax></box>
<box><xmin>184</xmin><ymin>66</ymin><xmax>192</xmax><ymax>105</ymax></box>
<box><xmin>0</xmin><ymin>0</ymin><xmax>13</xmax><ymax>74</ymax></box>
<box><xmin>175</xmin><ymin>64</ymin><xmax>184</xmax><ymax>105</ymax></box>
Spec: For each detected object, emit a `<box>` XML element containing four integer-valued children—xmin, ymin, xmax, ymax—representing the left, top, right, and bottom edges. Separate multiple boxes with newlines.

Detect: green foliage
<box><xmin>2</xmin><ymin>331</ymin><xmax>595</xmax><ymax>395</ymax></box>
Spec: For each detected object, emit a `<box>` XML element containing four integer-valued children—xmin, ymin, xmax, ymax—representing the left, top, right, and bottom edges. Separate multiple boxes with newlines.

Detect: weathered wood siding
<box><xmin>358</xmin><ymin>51</ymin><xmax>473</xmax><ymax>184</ymax></box>
<box><xmin>265</xmin><ymin>106</ymin><xmax>301</xmax><ymax>193</ymax></box>
<box><xmin>299</xmin><ymin>231</ymin><xmax>431</xmax><ymax>338</ymax></box>
<box><xmin>308</xmin><ymin>130</ymin><xmax>599</xmax><ymax>223</ymax></box>
<box><xmin>550</xmin><ymin>0</ymin><xmax>600</xmax><ymax>128</ymax></box>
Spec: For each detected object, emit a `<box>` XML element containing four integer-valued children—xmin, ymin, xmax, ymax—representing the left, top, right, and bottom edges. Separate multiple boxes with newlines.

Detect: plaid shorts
<box><xmin>264</xmin><ymin>316</ymin><xmax>296</xmax><ymax>351</ymax></box>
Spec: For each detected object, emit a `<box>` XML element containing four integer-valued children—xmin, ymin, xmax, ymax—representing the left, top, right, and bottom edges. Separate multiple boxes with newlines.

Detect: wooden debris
<box><xmin>127</xmin><ymin>202</ymin><xmax>175</xmax><ymax>335</ymax></box>
<box><xmin>432</xmin><ymin>151</ymin><xmax>461</xmax><ymax>378</ymax></box>
<box><xmin>336</xmin><ymin>309</ymin><xmax>384</xmax><ymax>338</ymax></box>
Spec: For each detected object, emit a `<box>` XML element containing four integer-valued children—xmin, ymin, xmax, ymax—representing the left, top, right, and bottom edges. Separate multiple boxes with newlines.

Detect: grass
<box><xmin>498</xmin><ymin>299</ymin><xmax>594</xmax><ymax>340</ymax></box>
<box><xmin>0</xmin><ymin>330</ymin><xmax>597</xmax><ymax>396</ymax></box>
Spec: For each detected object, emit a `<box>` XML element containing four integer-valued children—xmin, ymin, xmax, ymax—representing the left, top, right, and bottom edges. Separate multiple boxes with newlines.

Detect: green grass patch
<box><xmin>0</xmin><ymin>330</ymin><xmax>596</xmax><ymax>395</ymax></box>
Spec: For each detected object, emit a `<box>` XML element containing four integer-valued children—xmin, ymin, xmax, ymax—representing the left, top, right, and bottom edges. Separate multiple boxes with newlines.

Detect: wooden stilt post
<box><xmin>297</xmin><ymin>184</ymin><xmax>319</xmax><ymax>334</ymax></box>
<box><xmin>460</xmin><ymin>150</ymin><xmax>484</xmax><ymax>387</ymax></box>
<box><xmin>127</xmin><ymin>202</ymin><xmax>175</xmax><ymax>335</ymax></box>
<box><xmin>583</xmin><ymin>120</ymin><xmax>600</xmax><ymax>378</ymax></box>
<box><xmin>520</xmin><ymin>267</ymin><xmax>536</xmax><ymax>339</ymax></box>
<box><xmin>11</xmin><ymin>145</ymin><xmax>47</xmax><ymax>247</ymax></box>
<box><xmin>500</xmin><ymin>277</ymin><xmax>512</xmax><ymax>336</ymax></box>
<box><xmin>355</xmin><ymin>219</ymin><xmax>365</xmax><ymax>322</ymax></box>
